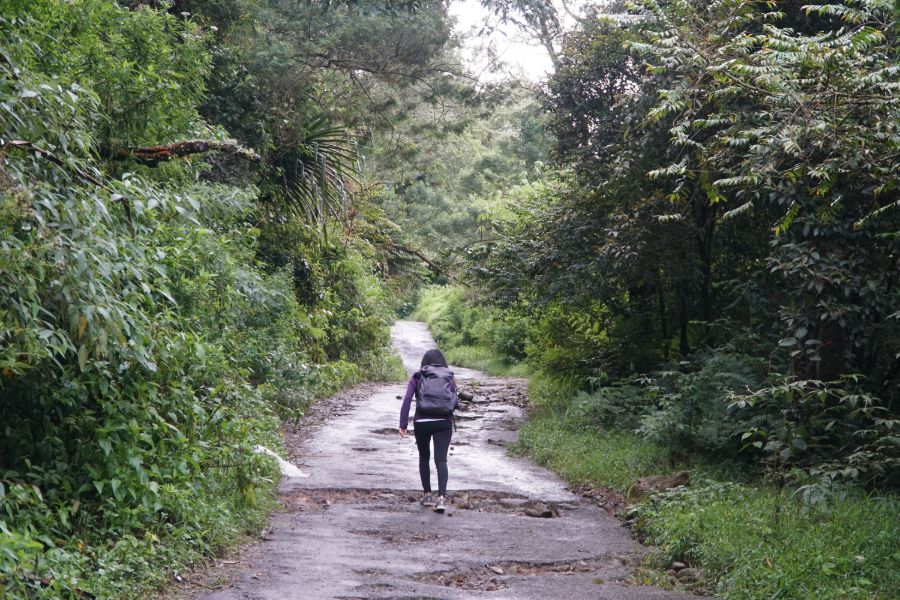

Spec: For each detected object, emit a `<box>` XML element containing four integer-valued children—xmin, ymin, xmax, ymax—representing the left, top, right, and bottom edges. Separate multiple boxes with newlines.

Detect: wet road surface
<box><xmin>188</xmin><ymin>321</ymin><xmax>701</xmax><ymax>600</ymax></box>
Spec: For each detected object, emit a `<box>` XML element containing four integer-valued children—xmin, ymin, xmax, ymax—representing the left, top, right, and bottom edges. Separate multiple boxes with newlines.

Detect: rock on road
<box><xmin>187</xmin><ymin>321</ymin><xmax>700</xmax><ymax>600</ymax></box>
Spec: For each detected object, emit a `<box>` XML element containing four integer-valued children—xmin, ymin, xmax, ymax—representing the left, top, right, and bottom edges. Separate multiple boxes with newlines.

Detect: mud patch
<box><xmin>451</xmin><ymin>490</ymin><xmax>568</xmax><ymax>518</ymax></box>
<box><xmin>280</xmin><ymin>488</ymin><xmax>570</xmax><ymax>519</ymax></box>
<box><xmin>280</xmin><ymin>488</ymin><xmax>411</xmax><ymax>511</ymax></box>
<box><xmin>338</xmin><ymin>597</ymin><xmax>442</xmax><ymax>600</ymax></box>
<box><xmin>354</xmin><ymin>568</ymin><xmax>390</xmax><ymax>577</ymax></box>
<box><xmin>352</xmin><ymin>529</ymin><xmax>443</xmax><ymax>545</ymax></box>
<box><xmin>371</xmin><ymin>427</ymin><xmax>399</xmax><ymax>435</ymax></box>
<box><xmin>413</xmin><ymin>557</ymin><xmax>618</xmax><ymax>591</ymax></box>
<box><xmin>493</xmin><ymin>418</ymin><xmax>520</xmax><ymax>431</ymax></box>
<box><xmin>573</xmin><ymin>485</ymin><xmax>629</xmax><ymax>517</ymax></box>
<box><xmin>457</xmin><ymin>379</ymin><xmax>528</xmax><ymax>409</ymax></box>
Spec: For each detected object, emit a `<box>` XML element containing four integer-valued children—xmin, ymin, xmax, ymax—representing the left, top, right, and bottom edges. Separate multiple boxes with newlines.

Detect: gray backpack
<box><xmin>415</xmin><ymin>365</ymin><xmax>457</xmax><ymax>416</ymax></box>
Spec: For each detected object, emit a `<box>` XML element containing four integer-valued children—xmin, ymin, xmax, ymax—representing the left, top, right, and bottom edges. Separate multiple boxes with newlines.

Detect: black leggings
<box><xmin>413</xmin><ymin>419</ymin><xmax>452</xmax><ymax>496</ymax></box>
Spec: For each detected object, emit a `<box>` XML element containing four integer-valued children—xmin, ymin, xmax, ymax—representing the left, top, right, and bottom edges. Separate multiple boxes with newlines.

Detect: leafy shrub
<box><xmin>515</xmin><ymin>378</ymin><xmax>673</xmax><ymax>491</ymax></box>
<box><xmin>565</xmin><ymin>383</ymin><xmax>649</xmax><ymax>431</ymax></box>
<box><xmin>413</xmin><ymin>285</ymin><xmax>529</xmax><ymax>375</ymax></box>
<box><xmin>731</xmin><ymin>378</ymin><xmax>900</xmax><ymax>490</ymax></box>
<box><xmin>636</xmin><ymin>352</ymin><xmax>767</xmax><ymax>458</ymax></box>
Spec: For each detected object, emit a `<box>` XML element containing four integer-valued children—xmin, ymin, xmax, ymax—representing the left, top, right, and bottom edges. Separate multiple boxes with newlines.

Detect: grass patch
<box><xmin>411</xmin><ymin>285</ymin><xmax>463</xmax><ymax>325</ymax></box>
<box><xmin>514</xmin><ymin>373</ymin><xmax>675</xmax><ymax>491</ymax></box>
<box><xmin>363</xmin><ymin>348</ymin><xmax>409</xmax><ymax>383</ymax></box>
<box><xmin>514</xmin><ymin>410</ymin><xmax>672</xmax><ymax>491</ymax></box>
<box><xmin>636</xmin><ymin>483</ymin><xmax>900</xmax><ymax>599</ymax></box>
<box><xmin>445</xmin><ymin>344</ymin><xmax>531</xmax><ymax>377</ymax></box>
<box><xmin>517</xmin><ymin>373</ymin><xmax>900</xmax><ymax>600</ymax></box>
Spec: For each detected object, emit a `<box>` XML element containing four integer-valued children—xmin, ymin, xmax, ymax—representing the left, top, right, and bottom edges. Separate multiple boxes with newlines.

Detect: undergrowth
<box><xmin>636</xmin><ymin>482</ymin><xmax>900</xmax><ymax>599</ymax></box>
<box><xmin>514</xmin><ymin>408</ymin><xmax>672</xmax><ymax>491</ymax></box>
<box><xmin>519</xmin><ymin>373</ymin><xmax>900</xmax><ymax>600</ymax></box>
<box><xmin>0</xmin><ymin>5</ymin><xmax>407</xmax><ymax>596</ymax></box>
<box><xmin>412</xmin><ymin>286</ymin><xmax>530</xmax><ymax>377</ymax></box>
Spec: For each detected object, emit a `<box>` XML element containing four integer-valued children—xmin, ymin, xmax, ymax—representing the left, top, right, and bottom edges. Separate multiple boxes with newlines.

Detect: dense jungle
<box><xmin>1</xmin><ymin>1</ymin><xmax>898</xmax><ymax>599</ymax></box>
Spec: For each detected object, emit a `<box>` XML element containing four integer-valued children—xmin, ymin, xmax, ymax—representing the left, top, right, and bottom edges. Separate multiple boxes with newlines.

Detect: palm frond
<box><xmin>269</xmin><ymin>117</ymin><xmax>363</xmax><ymax>236</ymax></box>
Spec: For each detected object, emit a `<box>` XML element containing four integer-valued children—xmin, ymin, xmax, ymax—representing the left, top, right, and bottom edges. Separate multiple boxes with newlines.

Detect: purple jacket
<box><xmin>399</xmin><ymin>371</ymin><xmax>458</xmax><ymax>429</ymax></box>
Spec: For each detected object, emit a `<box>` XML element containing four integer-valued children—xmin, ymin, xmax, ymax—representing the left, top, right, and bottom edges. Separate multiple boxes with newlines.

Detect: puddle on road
<box><xmin>280</xmin><ymin>488</ymin><xmax>415</xmax><ymax>512</ymax></box>
<box><xmin>337</xmin><ymin>596</ymin><xmax>442</xmax><ymax>600</ymax></box>
<box><xmin>351</xmin><ymin>529</ymin><xmax>444</xmax><ymax>545</ymax></box>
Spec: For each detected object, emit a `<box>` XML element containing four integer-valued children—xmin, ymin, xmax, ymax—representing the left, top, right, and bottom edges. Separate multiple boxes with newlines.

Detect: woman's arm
<box><xmin>399</xmin><ymin>374</ymin><xmax>418</xmax><ymax>430</ymax></box>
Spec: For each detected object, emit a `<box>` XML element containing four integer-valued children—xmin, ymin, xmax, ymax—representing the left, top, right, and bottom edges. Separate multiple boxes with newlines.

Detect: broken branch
<box><xmin>114</xmin><ymin>139</ymin><xmax>261</xmax><ymax>165</ymax></box>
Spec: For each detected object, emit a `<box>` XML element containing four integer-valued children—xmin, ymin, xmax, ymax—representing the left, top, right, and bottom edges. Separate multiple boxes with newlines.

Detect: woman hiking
<box><xmin>399</xmin><ymin>349</ymin><xmax>459</xmax><ymax>513</ymax></box>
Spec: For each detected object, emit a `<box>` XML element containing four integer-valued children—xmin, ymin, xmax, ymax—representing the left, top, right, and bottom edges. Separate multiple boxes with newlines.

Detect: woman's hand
<box><xmin>398</xmin><ymin>428</ymin><xmax>407</xmax><ymax>437</ymax></box>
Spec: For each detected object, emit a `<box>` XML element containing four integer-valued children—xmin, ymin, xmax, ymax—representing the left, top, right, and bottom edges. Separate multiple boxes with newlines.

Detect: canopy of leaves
<box><xmin>468</xmin><ymin>0</ymin><xmax>899</xmax><ymax>488</ymax></box>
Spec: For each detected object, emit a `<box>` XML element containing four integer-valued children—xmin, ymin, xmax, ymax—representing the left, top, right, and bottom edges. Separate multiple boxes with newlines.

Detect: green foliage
<box><xmin>364</xmin><ymin>86</ymin><xmax>551</xmax><ymax>288</ymax></box>
<box><xmin>731</xmin><ymin>377</ymin><xmax>900</xmax><ymax>490</ymax></box>
<box><xmin>264</xmin><ymin>119</ymin><xmax>363</xmax><ymax>235</ymax></box>
<box><xmin>413</xmin><ymin>285</ymin><xmax>529</xmax><ymax>376</ymax></box>
<box><xmin>513</xmin><ymin>375</ymin><xmax>680</xmax><ymax>492</ymax></box>
<box><xmin>5</xmin><ymin>0</ymin><xmax>210</xmax><ymax>151</ymax></box>
<box><xmin>635</xmin><ymin>353</ymin><xmax>768</xmax><ymax>459</ymax></box>
<box><xmin>0</xmin><ymin>2</ymin><xmax>407</xmax><ymax>596</ymax></box>
<box><xmin>635</xmin><ymin>481</ymin><xmax>900</xmax><ymax>600</ymax></box>
<box><xmin>518</xmin><ymin>373</ymin><xmax>900</xmax><ymax>600</ymax></box>
<box><xmin>466</xmin><ymin>0</ymin><xmax>899</xmax><ymax>489</ymax></box>
<box><xmin>566</xmin><ymin>383</ymin><xmax>650</xmax><ymax>432</ymax></box>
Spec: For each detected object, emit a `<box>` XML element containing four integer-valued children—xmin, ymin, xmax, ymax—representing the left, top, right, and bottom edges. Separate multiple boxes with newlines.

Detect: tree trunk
<box><xmin>678</xmin><ymin>288</ymin><xmax>690</xmax><ymax>357</ymax></box>
<box><xmin>657</xmin><ymin>268</ymin><xmax>669</xmax><ymax>360</ymax></box>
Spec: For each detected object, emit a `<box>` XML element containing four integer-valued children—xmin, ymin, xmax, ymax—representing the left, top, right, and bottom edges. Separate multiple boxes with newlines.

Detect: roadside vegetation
<box><xmin>412</xmin><ymin>2</ymin><xmax>900</xmax><ymax>597</ymax></box>
<box><xmin>413</xmin><ymin>286</ymin><xmax>530</xmax><ymax>377</ymax></box>
<box><xmin>418</xmin><ymin>286</ymin><xmax>899</xmax><ymax>599</ymax></box>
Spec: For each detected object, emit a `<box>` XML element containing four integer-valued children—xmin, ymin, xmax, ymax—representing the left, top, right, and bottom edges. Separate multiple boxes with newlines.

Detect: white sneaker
<box><xmin>433</xmin><ymin>496</ymin><xmax>446</xmax><ymax>513</ymax></box>
<box><xmin>420</xmin><ymin>493</ymin><xmax>435</xmax><ymax>507</ymax></box>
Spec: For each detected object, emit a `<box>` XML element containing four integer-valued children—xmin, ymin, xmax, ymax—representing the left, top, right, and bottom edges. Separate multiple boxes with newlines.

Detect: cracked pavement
<box><xmin>185</xmin><ymin>321</ymin><xmax>701</xmax><ymax>600</ymax></box>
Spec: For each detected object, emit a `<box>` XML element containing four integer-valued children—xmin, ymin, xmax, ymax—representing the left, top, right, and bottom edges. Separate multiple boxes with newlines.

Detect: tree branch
<box><xmin>386</xmin><ymin>240</ymin><xmax>442</xmax><ymax>274</ymax></box>
<box><xmin>111</xmin><ymin>139</ymin><xmax>261</xmax><ymax>165</ymax></box>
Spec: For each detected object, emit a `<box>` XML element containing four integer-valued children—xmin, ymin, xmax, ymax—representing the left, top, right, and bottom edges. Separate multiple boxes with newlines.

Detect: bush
<box><xmin>514</xmin><ymin>375</ymin><xmax>673</xmax><ymax>490</ymax></box>
<box><xmin>635</xmin><ymin>352</ymin><xmax>767</xmax><ymax>459</ymax></box>
<box><xmin>565</xmin><ymin>383</ymin><xmax>649</xmax><ymax>431</ymax></box>
<box><xmin>520</xmin><ymin>375</ymin><xmax>900</xmax><ymax>600</ymax></box>
<box><xmin>515</xmin><ymin>410</ymin><xmax>673</xmax><ymax>492</ymax></box>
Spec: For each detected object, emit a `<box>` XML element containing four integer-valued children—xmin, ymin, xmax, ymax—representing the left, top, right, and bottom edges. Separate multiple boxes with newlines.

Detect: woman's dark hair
<box><xmin>421</xmin><ymin>349</ymin><xmax>448</xmax><ymax>368</ymax></box>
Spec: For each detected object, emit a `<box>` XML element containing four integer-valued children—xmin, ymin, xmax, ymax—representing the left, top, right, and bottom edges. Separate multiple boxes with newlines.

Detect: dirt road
<box><xmin>187</xmin><ymin>321</ymin><xmax>699</xmax><ymax>600</ymax></box>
